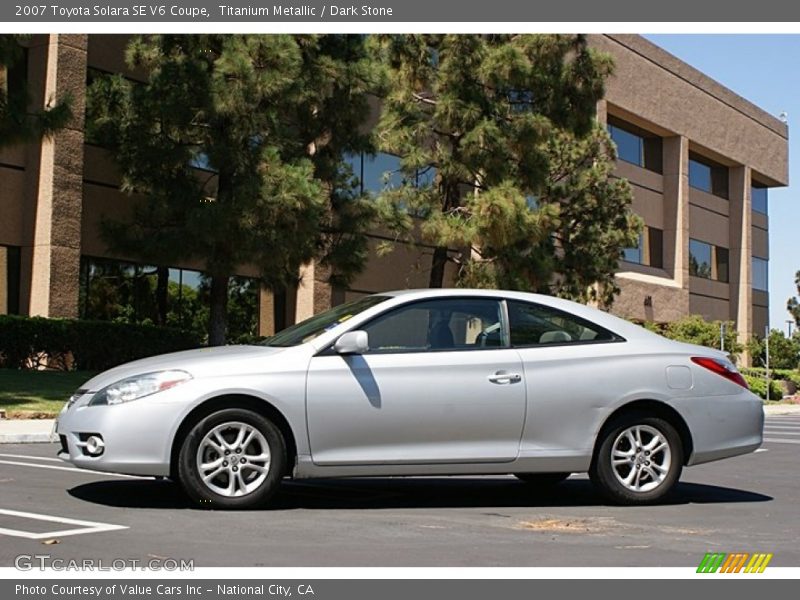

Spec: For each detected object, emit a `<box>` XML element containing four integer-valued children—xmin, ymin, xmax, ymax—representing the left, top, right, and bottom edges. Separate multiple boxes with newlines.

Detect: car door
<box><xmin>306</xmin><ymin>297</ymin><xmax>526</xmax><ymax>465</ymax></box>
<box><xmin>506</xmin><ymin>299</ymin><xmax>626</xmax><ymax>457</ymax></box>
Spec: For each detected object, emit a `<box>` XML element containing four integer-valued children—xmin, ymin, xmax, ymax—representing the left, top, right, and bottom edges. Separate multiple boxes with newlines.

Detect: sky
<box><xmin>644</xmin><ymin>35</ymin><xmax>798</xmax><ymax>335</ymax></box>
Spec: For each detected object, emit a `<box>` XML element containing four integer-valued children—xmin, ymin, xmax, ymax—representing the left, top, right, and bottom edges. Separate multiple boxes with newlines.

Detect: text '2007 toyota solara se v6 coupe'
<box><xmin>56</xmin><ymin>289</ymin><xmax>763</xmax><ymax>508</ymax></box>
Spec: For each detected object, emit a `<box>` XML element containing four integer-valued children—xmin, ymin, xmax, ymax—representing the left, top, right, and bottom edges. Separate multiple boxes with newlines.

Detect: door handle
<box><xmin>488</xmin><ymin>371</ymin><xmax>522</xmax><ymax>384</ymax></box>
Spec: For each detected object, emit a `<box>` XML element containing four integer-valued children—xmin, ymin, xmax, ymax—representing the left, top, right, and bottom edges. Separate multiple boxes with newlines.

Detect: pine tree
<box><xmin>87</xmin><ymin>35</ymin><xmax>378</xmax><ymax>344</ymax></box>
<box><xmin>370</xmin><ymin>34</ymin><xmax>639</xmax><ymax>305</ymax></box>
<box><xmin>0</xmin><ymin>35</ymin><xmax>71</xmax><ymax>147</ymax></box>
<box><xmin>788</xmin><ymin>270</ymin><xmax>800</xmax><ymax>327</ymax></box>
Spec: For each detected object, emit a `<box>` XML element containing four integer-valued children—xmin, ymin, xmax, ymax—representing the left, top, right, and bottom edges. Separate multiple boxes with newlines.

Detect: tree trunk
<box><xmin>428</xmin><ymin>245</ymin><xmax>449</xmax><ymax>288</ymax></box>
<box><xmin>208</xmin><ymin>274</ymin><xmax>230</xmax><ymax>346</ymax></box>
<box><xmin>156</xmin><ymin>266</ymin><xmax>169</xmax><ymax>326</ymax></box>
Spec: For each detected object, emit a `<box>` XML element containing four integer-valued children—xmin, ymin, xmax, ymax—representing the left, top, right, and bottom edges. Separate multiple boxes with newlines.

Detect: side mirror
<box><xmin>334</xmin><ymin>331</ymin><xmax>369</xmax><ymax>355</ymax></box>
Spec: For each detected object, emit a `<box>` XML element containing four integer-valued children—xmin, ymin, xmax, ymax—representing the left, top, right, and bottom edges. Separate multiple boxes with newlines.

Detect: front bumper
<box><xmin>56</xmin><ymin>393</ymin><xmax>189</xmax><ymax>477</ymax></box>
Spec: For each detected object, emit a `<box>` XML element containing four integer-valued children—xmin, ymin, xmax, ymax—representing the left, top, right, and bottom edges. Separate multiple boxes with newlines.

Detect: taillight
<box><xmin>691</xmin><ymin>356</ymin><xmax>749</xmax><ymax>389</ymax></box>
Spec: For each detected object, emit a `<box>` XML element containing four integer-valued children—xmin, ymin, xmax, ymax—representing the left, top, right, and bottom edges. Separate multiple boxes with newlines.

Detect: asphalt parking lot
<box><xmin>0</xmin><ymin>414</ymin><xmax>798</xmax><ymax>568</ymax></box>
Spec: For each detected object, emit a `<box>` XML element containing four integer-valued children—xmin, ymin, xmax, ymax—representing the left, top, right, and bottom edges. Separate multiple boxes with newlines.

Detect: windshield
<box><xmin>261</xmin><ymin>295</ymin><xmax>390</xmax><ymax>347</ymax></box>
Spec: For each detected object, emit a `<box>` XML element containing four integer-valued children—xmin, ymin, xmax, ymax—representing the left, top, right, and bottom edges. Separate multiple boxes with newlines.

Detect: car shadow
<box><xmin>67</xmin><ymin>476</ymin><xmax>773</xmax><ymax>510</ymax></box>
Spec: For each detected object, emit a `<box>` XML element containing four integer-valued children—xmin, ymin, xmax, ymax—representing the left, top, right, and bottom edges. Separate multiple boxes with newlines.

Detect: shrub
<box><xmin>644</xmin><ymin>315</ymin><xmax>743</xmax><ymax>363</ymax></box>
<box><xmin>742</xmin><ymin>367</ymin><xmax>800</xmax><ymax>387</ymax></box>
<box><xmin>0</xmin><ymin>315</ymin><xmax>201</xmax><ymax>372</ymax></box>
<box><xmin>743</xmin><ymin>374</ymin><xmax>783</xmax><ymax>401</ymax></box>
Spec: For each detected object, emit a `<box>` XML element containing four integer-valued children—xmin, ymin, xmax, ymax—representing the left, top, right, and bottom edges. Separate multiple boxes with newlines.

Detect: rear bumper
<box><xmin>679</xmin><ymin>392</ymin><xmax>764</xmax><ymax>466</ymax></box>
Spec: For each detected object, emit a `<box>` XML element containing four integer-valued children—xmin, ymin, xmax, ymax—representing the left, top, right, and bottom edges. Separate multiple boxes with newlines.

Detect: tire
<box><xmin>590</xmin><ymin>414</ymin><xmax>683</xmax><ymax>505</ymax></box>
<box><xmin>514</xmin><ymin>472</ymin><xmax>570</xmax><ymax>486</ymax></box>
<box><xmin>177</xmin><ymin>408</ymin><xmax>287</xmax><ymax>509</ymax></box>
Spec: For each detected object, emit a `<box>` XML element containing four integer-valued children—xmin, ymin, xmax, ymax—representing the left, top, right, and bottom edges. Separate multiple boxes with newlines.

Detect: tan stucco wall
<box><xmin>614</xmin><ymin>275</ymin><xmax>688</xmax><ymax>323</ymax></box>
<box><xmin>690</xmin><ymin>292</ymin><xmax>730</xmax><ymax>322</ymax></box>
<box><xmin>752</xmin><ymin>226</ymin><xmax>769</xmax><ymax>259</ymax></box>
<box><xmin>26</xmin><ymin>34</ymin><xmax>88</xmax><ymax>319</ymax></box>
<box><xmin>591</xmin><ymin>34</ymin><xmax>788</xmax><ymax>186</ymax></box>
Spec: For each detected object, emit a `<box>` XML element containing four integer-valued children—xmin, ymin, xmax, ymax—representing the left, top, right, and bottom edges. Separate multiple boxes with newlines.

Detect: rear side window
<box><xmin>507</xmin><ymin>301</ymin><xmax>620</xmax><ymax>347</ymax></box>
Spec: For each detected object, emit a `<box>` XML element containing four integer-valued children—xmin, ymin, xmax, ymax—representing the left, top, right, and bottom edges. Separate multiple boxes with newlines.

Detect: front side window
<box><xmin>507</xmin><ymin>301</ymin><xmax>618</xmax><ymax>347</ymax></box>
<box><xmin>361</xmin><ymin>298</ymin><xmax>504</xmax><ymax>353</ymax></box>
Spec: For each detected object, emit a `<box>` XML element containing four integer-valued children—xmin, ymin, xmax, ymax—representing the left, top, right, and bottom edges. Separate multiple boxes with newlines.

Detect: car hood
<box><xmin>78</xmin><ymin>345</ymin><xmax>293</xmax><ymax>392</ymax></box>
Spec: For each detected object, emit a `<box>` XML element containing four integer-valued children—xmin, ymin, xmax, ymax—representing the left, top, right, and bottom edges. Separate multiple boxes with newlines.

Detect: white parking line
<box><xmin>0</xmin><ymin>508</ymin><xmax>127</xmax><ymax>540</ymax></box>
<box><xmin>0</xmin><ymin>459</ymin><xmax>144</xmax><ymax>479</ymax></box>
<box><xmin>754</xmin><ymin>448</ymin><xmax>769</xmax><ymax>453</ymax></box>
<box><xmin>0</xmin><ymin>453</ymin><xmax>63</xmax><ymax>462</ymax></box>
<box><xmin>763</xmin><ymin>438</ymin><xmax>800</xmax><ymax>445</ymax></box>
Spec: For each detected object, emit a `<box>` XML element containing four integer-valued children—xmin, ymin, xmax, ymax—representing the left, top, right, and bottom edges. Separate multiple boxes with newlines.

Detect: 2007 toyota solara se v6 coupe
<box><xmin>56</xmin><ymin>289</ymin><xmax>763</xmax><ymax>508</ymax></box>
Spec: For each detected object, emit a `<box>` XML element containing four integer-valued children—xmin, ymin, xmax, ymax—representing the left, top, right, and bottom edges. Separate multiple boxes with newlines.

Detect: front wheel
<box><xmin>590</xmin><ymin>415</ymin><xmax>683</xmax><ymax>505</ymax></box>
<box><xmin>178</xmin><ymin>408</ymin><xmax>287</xmax><ymax>509</ymax></box>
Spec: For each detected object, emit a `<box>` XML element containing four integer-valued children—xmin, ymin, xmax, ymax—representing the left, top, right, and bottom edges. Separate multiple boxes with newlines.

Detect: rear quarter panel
<box><xmin>516</xmin><ymin>341</ymin><xmax>704</xmax><ymax>461</ymax></box>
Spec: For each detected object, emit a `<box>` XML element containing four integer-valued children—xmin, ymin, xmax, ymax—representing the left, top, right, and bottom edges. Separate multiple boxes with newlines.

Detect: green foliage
<box><xmin>86</xmin><ymin>35</ymin><xmax>379</xmax><ymax>344</ymax></box>
<box><xmin>741</xmin><ymin>367</ymin><xmax>800</xmax><ymax>388</ymax></box>
<box><xmin>369</xmin><ymin>34</ymin><xmax>639</xmax><ymax>304</ymax></box>
<box><xmin>0</xmin><ymin>35</ymin><xmax>71</xmax><ymax>146</ymax></box>
<box><xmin>742</xmin><ymin>374</ymin><xmax>783</xmax><ymax>401</ymax></box>
<box><xmin>0</xmin><ymin>315</ymin><xmax>200</xmax><ymax>372</ymax></box>
<box><xmin>747</xmin><ymin>329</ymin><xmax>800</xmax><ymax>371</ymax></box>
<box><xmin>787</xmin><ymin>270</ymin><xmax>800</xmax><ymax>328</ymax></box>
<box><xmin>645</xmin><ymin>315</ymin><xmax>743</xmax><ymax>361</ymax></box>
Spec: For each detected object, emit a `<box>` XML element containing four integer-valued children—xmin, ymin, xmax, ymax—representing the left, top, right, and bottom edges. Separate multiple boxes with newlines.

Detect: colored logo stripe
<box><xmin>745</xmin><ymin>553</ymin><xmax>773</xmax><ymax>573</ymax></box>
<box><xmin>697</xmin><ymin>553</ymin><xmax>726</xmax><ymax>573</ymax></box>
<box><xmin>697</xmin><ymin>552</ymin><xmax>773</xmax><ymax>573</ymax></box>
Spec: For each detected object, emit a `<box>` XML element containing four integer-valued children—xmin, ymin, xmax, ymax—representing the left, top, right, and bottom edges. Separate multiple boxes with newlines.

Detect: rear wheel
<box><xmin>514</xmin><ymin>472</ymin><xmax>570</xmax><ymax>486</ymax></box>
<box><xmin>590</xmin><ymin>414</ymin><xmax>682</xmax><ymax>505</ymax></box>
<box><xmin>178</xmin><ymin>408</ymin><xmax>286</xmax><ymax>509</ymax></box>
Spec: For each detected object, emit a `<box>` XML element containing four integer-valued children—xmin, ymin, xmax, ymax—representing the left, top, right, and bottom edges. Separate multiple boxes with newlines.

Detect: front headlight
<box><xmin>88</xmin><ymin>370</ymin><xmax>192</xmax><ymax>406</ymax></box>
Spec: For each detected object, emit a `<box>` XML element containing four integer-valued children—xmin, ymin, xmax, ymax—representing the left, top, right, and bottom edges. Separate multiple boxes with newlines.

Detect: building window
<box><xmin>689</xmin><ymin>239</ymin><xmax>729</xmax><ymax>283</ymax></box>
<box><xmin>361</xmin><ymin>152</ymin><xmax>409</xmax><ymax>193</ymax></box>
<box><xmin>689</xmin><ymin>153</ymin><xmax>728</xmax><ymax>199</ymax></box>
<box><xmin>607</xmin><ymin>117</ymin><xmax>662</xmax><ymax>173</ymax></box>
<box><xmin>79</xmin><ymin>256</ymin><xmax>259</xmax><ymax>343</ymax></box>
<box><xmin>621</xmin><ymin>226</ymin><xmax>663</xmax><ymax>269</ymax></box>
<box><xmin>0</xmin><ymin>245</ymin><xmax>21</xmax><ymax>315</ymax></box>
<box><xmin>752</xmin><ymin>184</ymin><xmax>768</xmax><ymax>215</ymax></box>
<box><xmin>343</xmin><ymin>151</ymin><xmax>437</xmax><ymax>206</ymax></box>
<box><xmin>752</xmin><ymin>256</ymin><xmax>768</xmax><ymax>291</ymax></box>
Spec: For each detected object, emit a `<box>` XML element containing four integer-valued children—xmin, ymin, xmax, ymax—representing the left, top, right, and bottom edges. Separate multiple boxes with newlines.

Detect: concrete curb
<box><xmin>763</xmin><ymin>404</ymin><xmax>800</xmax><ymax>415</ymax></box>
<box><xmin>0</xmin><ymin>433</ymin><xmax>57</xmax><ymax>444</ymax></box>
<box><xmin>0</xmin><ymin>419</ymin><xmax>56</xmax><ymax>444</ymax></box>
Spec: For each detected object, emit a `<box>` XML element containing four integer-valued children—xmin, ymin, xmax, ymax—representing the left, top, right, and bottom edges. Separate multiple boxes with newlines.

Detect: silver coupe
<box><xmin>56</xmin><ymin>289</ymin><xmax>763</xmax><ymax>508</ymax></box>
